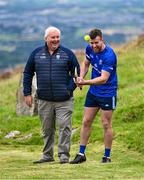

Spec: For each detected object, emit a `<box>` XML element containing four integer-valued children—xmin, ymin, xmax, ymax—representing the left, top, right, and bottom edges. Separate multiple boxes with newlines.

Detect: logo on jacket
<box><xmin>109</xmin><ymin>67</ymin><xmax>113</xmax><ymax>70</ymax></box>
<box><xmin>56</xmin><ymin>54</ymin><xmax>60</xmax><ymax>60</ymax></box>
<box><xmin>40</xmin><ymin>53</ymin><xmax>46</xmax><ymax>59</ymax></box>
<box><xmin>90</xmin><ymin>54</ymin><xmax>94</xmax><ymax>59</ymax></box>
<box><xmin>99</xmin><ymin>59</ymin><xmax>103</xmax><ymax>65</ymax></box>
<box><xmin>40</xmin><ymin>56</ymin><xmax>46</xmax><ymax>59</ymax></box>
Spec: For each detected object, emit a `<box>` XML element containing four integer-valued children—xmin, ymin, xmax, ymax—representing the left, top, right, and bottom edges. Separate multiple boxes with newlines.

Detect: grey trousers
<box><xmin>38</xmin><ymin>98</ymin><xmax>74</xmax><ymax>160</ymax></box>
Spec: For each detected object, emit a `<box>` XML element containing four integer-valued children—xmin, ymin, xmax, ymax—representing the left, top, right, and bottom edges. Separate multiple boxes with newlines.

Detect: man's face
<box><xmin>90</xmin><ymin>36</ymin><xmax>104</xmax><ymax>53</ymax></box>
<box><xmin>45</xmin><ymin>30</ymin><xmax>60</xmax><ymax>51</ymax></box>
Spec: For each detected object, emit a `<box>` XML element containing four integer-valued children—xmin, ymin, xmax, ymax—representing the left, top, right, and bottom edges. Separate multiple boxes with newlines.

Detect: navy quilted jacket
<box><xmin>23</xmin><ymin>44</ymin><xmax>80</xmax><ymax>101</ymax></box>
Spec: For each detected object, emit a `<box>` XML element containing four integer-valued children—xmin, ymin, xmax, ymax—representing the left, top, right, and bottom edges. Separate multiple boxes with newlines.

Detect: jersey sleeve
<box><xmin>102</xmin><ymin>54</ymin><xmax>117</xmax><ymax>74</ymax></box>
<box><xmin>85</xmin><ymin>45</ymin><xmax>91</xmax><ymax>61</ymax></box>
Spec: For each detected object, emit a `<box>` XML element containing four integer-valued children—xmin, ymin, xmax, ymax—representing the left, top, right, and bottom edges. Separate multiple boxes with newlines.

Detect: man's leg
<box><xmin>55</xmin><ymin>98</ymin><xmax>74</xmax><ymax>163</ymax></box>
<box><xmin>80</xmin><ymin>107</ymin><xmax>99</xmax><ymax>145</ymax></box>
<box><xmin>37</xmin><ymin>100</ymin><xmax>55</xmax><ymax>161</ymax></box>
<box><xmin>70</xmin><ymin>107</ymin><xmax>99</xmax><ymax>164</ymax></box>
<box><xmin>101</xmin><ymin>110</ymin><xmax>113</xmax><ymax>162</ymax></box>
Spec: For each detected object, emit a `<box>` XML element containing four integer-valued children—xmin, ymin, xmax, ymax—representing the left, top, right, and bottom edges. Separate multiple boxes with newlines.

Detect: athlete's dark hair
<box><xmin>89</xmin><ymin>28</ymin><xmax>102</xmax><ymax>39</ymax></box>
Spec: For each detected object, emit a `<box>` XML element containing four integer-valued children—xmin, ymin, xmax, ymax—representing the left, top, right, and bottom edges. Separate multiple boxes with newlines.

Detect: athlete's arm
<box><xmin>78</xmin><ymin>70</ymin><xmax>110</xmax><ymax>85</ymax></box>
<box><xmin>80</xmin><ymin>58</ymin><xmax>90</xmax><ymax>78</ymax></box>
<box><xmin>75</xmin><ymin>58</ymin><xmax>90</xmax><ymax>88</ymax></box>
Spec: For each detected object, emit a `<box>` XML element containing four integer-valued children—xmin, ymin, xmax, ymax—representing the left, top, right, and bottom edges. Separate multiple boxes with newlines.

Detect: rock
<box><xmin>5</xmin><ymin>130</ymin><xmax>20</xmax><ymax>139</ymax></box>
<box><xmin>16</xmin><ymin>73</ymin><xmax>38</xmax><ymax>116</ymax></box>
<box><xmin>19</xmin><ymin>133</ymin><xmax>32</xmax><ymax>141</ymax></box>
<box><xmin>71</xmin><ymin>128</ymin><xmax>78</xmax><ymax>136</ymax></box>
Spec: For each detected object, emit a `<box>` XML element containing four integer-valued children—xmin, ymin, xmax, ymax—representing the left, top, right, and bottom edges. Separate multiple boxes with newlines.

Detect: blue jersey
<box><xmin>85</xmin><ymin>44</ymin><xmax>118</xmax><ymax>97</ymax></box>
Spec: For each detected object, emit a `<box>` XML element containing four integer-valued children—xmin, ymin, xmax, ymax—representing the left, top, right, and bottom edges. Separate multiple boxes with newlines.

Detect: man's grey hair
<box><xmin>44</xmin><ymin>26</ymin><xmax>61</xmax><ymax>39</ymax></box>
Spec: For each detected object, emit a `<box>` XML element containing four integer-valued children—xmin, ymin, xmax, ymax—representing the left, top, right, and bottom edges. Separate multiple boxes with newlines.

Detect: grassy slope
<box><xmin>0</xmin><ymin>37</ymin><xmax>144</xmax><ymax>179</ymax></box>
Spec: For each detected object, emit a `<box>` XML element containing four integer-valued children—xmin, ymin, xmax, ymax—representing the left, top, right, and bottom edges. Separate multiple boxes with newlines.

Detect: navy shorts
<box><xmin>84</xmin><ymin>91</ymin><xmax>117</xmax><ymax>110</ymax></box>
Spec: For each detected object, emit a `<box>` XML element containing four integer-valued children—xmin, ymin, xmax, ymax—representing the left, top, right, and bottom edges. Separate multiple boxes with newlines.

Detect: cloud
<box><xmin>0</xmin><ymin>0</ymin><xmax>8</xmax><ymax>6</ymax></box>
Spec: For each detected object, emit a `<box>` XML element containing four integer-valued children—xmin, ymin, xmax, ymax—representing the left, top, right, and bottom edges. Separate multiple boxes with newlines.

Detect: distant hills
<box><xmin>0</xmin><ymin>0</ymin><xmax>144</xmax><ymax>69</ymax></box>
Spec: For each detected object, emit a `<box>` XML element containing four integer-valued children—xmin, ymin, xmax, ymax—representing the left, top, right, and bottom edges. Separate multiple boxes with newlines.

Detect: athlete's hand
<box><xmin>77</xmin><ymin>77</ymin><xmax>85</xmax><ymax>85</ymax></box>
<box><xmin>76</xmin><ymin>77</ymin><xmax>84</xmax><ymax>89</ymax></box>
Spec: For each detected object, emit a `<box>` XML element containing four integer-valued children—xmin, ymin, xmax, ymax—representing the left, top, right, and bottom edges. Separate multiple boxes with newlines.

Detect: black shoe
<box><xmin>33</xmin><ymin>158</ymin><xmax>55</xmax><ymax>164</ymax></box>
<box><xmin>70</xmin><ymin>154</ymin><xmax>86</xmax><ymax>164</ymax></box>
<box><xmin>101</xmin><ymin>156</ymin><xmax>111</xmax><ymax>163</ymax></box>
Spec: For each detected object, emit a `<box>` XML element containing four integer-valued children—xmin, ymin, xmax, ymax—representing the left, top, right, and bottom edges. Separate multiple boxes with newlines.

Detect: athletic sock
<box><xmin>104</xmin><ymin>148</ymin><xmax>111</xmax><ymax>157</ymax></box>
<box><xmin>79</xmin><ymin>145</ymin><xmax>86</xmax><ymax>155</ymax></box>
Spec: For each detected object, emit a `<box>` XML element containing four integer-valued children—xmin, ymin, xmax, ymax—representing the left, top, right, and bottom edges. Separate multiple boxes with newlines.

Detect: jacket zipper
<box><xmin>49</xmin><ymin>55</ymin><xmax>54</xmax><ymax>100</ymax></box>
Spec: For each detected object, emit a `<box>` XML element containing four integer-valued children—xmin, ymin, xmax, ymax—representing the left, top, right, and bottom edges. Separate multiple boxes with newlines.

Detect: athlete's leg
<box><xmin>80</xmin><ymin>107</ymin><xmax>99</xmax><ymax>145</ymax></box>
<box><xmin>101</xmin><ymin>110</ymin><xmax>113</xmax><ymax>150</ymax></box>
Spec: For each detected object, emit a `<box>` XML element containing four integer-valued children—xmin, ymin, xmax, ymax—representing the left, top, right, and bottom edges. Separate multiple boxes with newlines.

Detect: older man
<box><xmin>23</xmin><ymin>26</ymin><xmax>80</xmax><ymax>164</ymax></box>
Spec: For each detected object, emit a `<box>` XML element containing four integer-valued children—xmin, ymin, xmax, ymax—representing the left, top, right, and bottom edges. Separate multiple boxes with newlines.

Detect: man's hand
<box><xmin>73</xmin><ymin>77</ymin><xmax>82</xmax><ymax>90</ymax></box>
<box><xmin>24</xmin><ymin>95</ymin><xmax>33</xmax><ymax>107</ymax></box>
<box><xmin>75</xmin><ymin>77</ymin><xmax>85</xmax><ymax>89</ymax></box>
<box><xmin>76</xmin><ymin>77</ymin><xmax>85</xmax><ymax>85</ymax></box>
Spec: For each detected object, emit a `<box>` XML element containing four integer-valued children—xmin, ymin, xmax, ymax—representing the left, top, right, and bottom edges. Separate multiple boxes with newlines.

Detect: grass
<box><xmin>0</xmin><ymin>142</ymin><xmax>144</xmax><ymax>180</ymax></box>
<box><xmin>0</xmin><ymin>37</ymin><xmax>144</xmax><ymax>179</ymax></box>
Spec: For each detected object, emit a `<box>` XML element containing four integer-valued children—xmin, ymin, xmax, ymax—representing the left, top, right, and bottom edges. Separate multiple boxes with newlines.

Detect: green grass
<box><xmin>0</xmin><ymin>141</ymin><xmax>144</xmax><ymax>180</ymax></box>
<box><xmin>0</xmin><ymin>142</ymin><xmax>144</xmax><ymax>180</ymax></box>
<box><xmin>0</xmin><ymin>38</ymin><xmax>144</xmax><ymax>179</ymax></box>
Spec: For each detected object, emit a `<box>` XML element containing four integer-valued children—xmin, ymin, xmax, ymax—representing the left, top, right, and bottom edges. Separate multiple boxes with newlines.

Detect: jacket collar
<box><xmin>45</xmin><ymin>43</ymin><xmax>60</xmax><ymax>55</ymax></box>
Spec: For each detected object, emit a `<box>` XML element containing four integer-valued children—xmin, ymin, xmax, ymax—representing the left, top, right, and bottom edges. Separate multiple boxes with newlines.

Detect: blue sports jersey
<box><xmin>85</xmin><ymin>44</ymin><xmax>118</xmax><ymax>97</ymax></box>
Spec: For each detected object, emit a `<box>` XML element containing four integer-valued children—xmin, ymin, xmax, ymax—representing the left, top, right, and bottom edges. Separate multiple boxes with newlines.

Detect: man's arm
<box><xmin>23</xmin><ymin>51</ymin><xmax>35</xmax><ymax>107</ymax></box>
<box><xmin>75</xmin><ymin>58</ymin><xmax>90</xmax><ymax>89</ymax></box>
<box><xmin>80</xmin><ymin>58</ymin><xmax>90</xmax><ymax>78</ymax></box>
<box><xmin>77</xmin><ymin>70</ymin><xmax>110</xmax><ymax>85</ymax></box>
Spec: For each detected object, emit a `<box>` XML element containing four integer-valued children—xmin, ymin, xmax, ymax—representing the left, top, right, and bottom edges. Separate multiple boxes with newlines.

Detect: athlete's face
<box><xmin>45</xmin><ymin>30</ymin><xmax>60</xmax><ymax>52</ymax></box>
<box><xmin>90</xmin><ymin>36</ymin><xmax>104</xmax><ymax>53</ymax></box>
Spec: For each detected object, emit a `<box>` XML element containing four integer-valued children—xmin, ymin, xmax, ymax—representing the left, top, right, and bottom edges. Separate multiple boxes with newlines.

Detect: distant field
<box><xmin>0</xmin><ymin>0</ymin><xmax>144</xmax><ymax>69</ymax></box>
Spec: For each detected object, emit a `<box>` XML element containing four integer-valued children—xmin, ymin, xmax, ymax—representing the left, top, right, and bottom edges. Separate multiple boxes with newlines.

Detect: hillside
<box><xmin>0</xmin><ymin>36</ymin><xmax>144</xmax><ymax>150</ymax></box>
<box><xmin>0</xmin><ymin>0</ymin><xmax>144</xmax><ymax>69</ymax></box>
<box><xmin>0</xmin><ymin>37</ymin><xmax>144</xmax><ymax>179</ymax></box>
